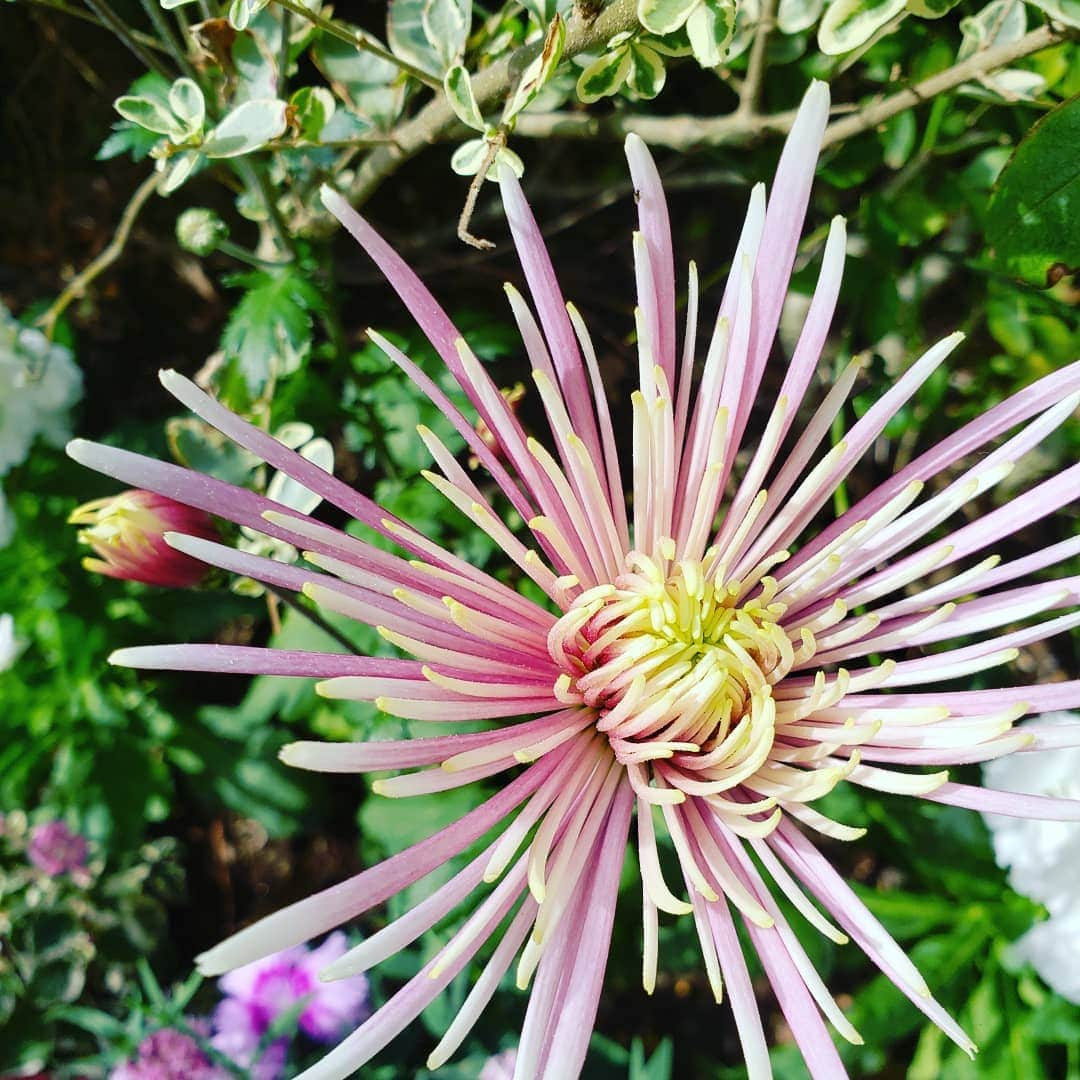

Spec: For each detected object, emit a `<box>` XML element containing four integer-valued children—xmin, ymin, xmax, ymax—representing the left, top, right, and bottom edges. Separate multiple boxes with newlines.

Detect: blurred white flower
<box><xmin>984</xmin><ymin>712</ymin><xmax>1080</xmax><ymax>915</ymax></box>
<box><xmin>0</xmin><ymin>613</ymin><xmax>15</xmax><ymax>671</ymax></box>
<box><xmin>1009</xmin><ymin>907</ymin><xmax>1080</xmax><ymax>1004</ymax></box>
<box><xmin>984</xmin><ymin>712</ymin><xmax>1080</xmax><ymax>1002</ymax></box>
<box><xmin>0</xmin><ymin>306</ymin><xmax>83</xmax><ymax>547</ymax></box>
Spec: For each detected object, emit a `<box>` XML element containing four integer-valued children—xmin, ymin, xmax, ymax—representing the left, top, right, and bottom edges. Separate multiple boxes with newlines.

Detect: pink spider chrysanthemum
<box><xmin>68</xmin><ymin>81</ymin><xmax>1080</xmax><ymax>1080</ymax></box>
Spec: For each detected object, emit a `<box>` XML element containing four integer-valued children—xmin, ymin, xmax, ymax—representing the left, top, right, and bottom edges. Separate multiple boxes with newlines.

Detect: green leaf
<box><xmin>444</xmin><ymin>64</ymin><xmax>485</xmax><ymax>131</ymax></box>
<box><xmin>626</xmin><ymin>43</ymin><xmax>667</xmax><ymax>98</ymax></box>
<box><xmin>388</xmin><ymin>0</ymin><xmax>442</xmax><ymax>76</ymax></box>
<box><xmin>576</xmin><ymin>48</ymin><xmax>631</xmax><ymax>103</ymax></box>
<box><xmin>818</xmin><ymin>0</ymin><xmax>906</xmax><ymax>55</ymax></box>
<box><xmin>905</xmin><ymin>0</ymin><xmax>959</xmax><ymax>17</ymax></box>
<box><xmin>686</xmin><ymin>0</ymin><xmax>736</xmax><ymax>68</ymax></box>
<box><xmin>113</xmin><ymin>95</ymin><xmax>180</xmax><ymax>138</ymax></box>
<box><xmin>312</xmin><ymin>31</ymin><xmax>405</xmax><ymax>128</ymax></box>
<box><xmin>201</xmin><ymin>98</ymin><xmax>287</xmax><ymax>157</ymax></box>
<box><xmin>638</xmin><ymin>0</ymin><xmax>697</xmax><ymax>35</ymax></box>
<box><xmin>450</xmin><ymin>136</ymin><xmax>491</xmax><ymax>175</ymax></box>
<box><xmin>986</xmin><ymin>95</ymin><xmax>1080</xmax><ymax>287</ymax></box>
<box><xmin>220</xmin><ymin>269</ymin><xmax>324</xmax><ymax>396</ymax></box>
<box><xmin>289</xmin><ymin>86</ymin><xmax>336</xmax><ymax>140</ymax></box>
<box><xmin>777</xmin><ymin>0</ymin><xmax>825</xmax><ymax>33</ymax></box>
<box><xmin>503</xmin><ymin>14</ymin><xmax>567</xmax><ymax>121</ymax></box>
<box><xmin>879</xmin><ymin>109</ymin><xmax>916</xmax><ymax>169</ymax></box>
<box><xmin>422</xmin><ymin>0</ymin><xmax>471</xmax><ymax>70</ymax></box>
<box><xmin>96</xmin><ymin>122</ymin><xmax>160</xmax><ymax>162</ymax></box>
<box><xmin>167</xmin><ymin>77</ymin><xmax>205</xmax><ymax>138</ymax></box>
<box><xmin>1025</xmin><ymin>0</ymin><xmax>1080</xmax><ymax>28</ymax></box>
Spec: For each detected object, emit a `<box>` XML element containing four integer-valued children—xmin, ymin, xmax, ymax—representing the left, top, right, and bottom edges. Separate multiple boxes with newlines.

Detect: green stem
<box><xmin>82</xmin><ymin>0</ymin><xmax>170</xmax><ymax>78</ymax></box>
<box><xmin>270</xmin><ymin>0</ymin><xmax>442</xmax><ymax>91</ymax></box>
<box><xmin>217</xmin><ymin>239</ymin><xmax>292</xmax><ymax>269</ymax></box>
<box><xmin>268</xmin><ymin>587</ymin><xmax>363</xmax><ymax>656</ymax></box>
<box><xmin>278</xmin><ymin>6</ymin><xmax>292</xmax><ymax>96</ymax></box>
<box><xmin>136</xmin><ymin>0</ymin><xmax>199</xmax><ymax>81</ymax></box>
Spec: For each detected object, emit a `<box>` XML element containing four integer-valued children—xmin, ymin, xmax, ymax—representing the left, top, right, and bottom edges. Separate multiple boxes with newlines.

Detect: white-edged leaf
<box><xmin>159</xmin><ymin>151</ymin><xmax>200</xmax><ymax>194</ymax></box>
<box><xmin>818</xmin><ymin>0</ymin><xmax>906</xmax><ymax>54</ymax></box>
<box><xmin>576</xmin><ymin>48</ymin><xmax>631</xmax><ymax>103</ymax></box>
<box><xmin>202</xmin><ymin>98</ymin><xmax>287</xmax><ymax>157</ymax></box>
<box><xmin>160</xmin><ymin>0</ymin><xmax>199</xmax><ymax>9</ymax></box>
<box><xmin>289</xmin><ymin>86</ymin><xmax>336</xmax><ymax>139</ymax></box>
<box><xmin>493</xmin><ymin>145</ymin><xmax>525</xmax><ymax>179</ymax></box>
<box><xmin>227</xmin><ymin>0</ymin><xmax>268</xmax><ymax>31</ymax></box>
<box><xmin>686</xmin><ymin>0</ymin><xmax>737</xmax><ymax>67</ymax></box>
<box><xmin>266</xmin><ymin>437</ymin><xmax>334</xmax><ymax>514</ymax></box>
<box><xmin>450</xmin><ymin>137</ymin><xmax>490</xmax><ymax>175</ymax></box>
<box><xmin>626</xmin><ymin>43</ymin><xmax>667</xmax><ymax>98</ymax></box>
<box><xmin>312</xmin><ymin>32</ymin><xmax>405</xmax><ymax>128</ymax></box>
<box><xmin>958</xmin><ymin>0</ymin><xmax>1025</xmax><ymax>62</ymax></box>
<box><xmin>1023</xmin><ymin>0</ymin><xmax>1080</xmax><ymax>27</ymax></box>
<box><xmin>725</xmin><ymin>0</ymin><xmax>761</xmax><ymax>60</ymax></box>
<box><xmin>645</xmin><ymin>27</ymin><xmax>695</xmax><ymax>56</ymax></box>
<box><xmin>114</xmin><ymin>95</ymin><xmax>182</xmax><ymax>138</ymax></box>
<box><xmin>638</xmin><ymin>0</ymin><xmax>698</xmax><ymax>35</ymax></box>
<box><xmin>503</xmin><ymin>14</ymin><xmax>566</xmax><ymax>121</ymax></box>
<box><xmin>905</xmin><ymin>0</ymin><xmax>959</xmax><ymax>17</ymax></box>
<box><xmin>777</xmin><ymin>0</ymin><xmax>825</xmax><ymax>32</ymax></box>
<box><xmin>445</xmin><ymin>64</ymin><xmax>485</xmax><ymax>130</ymax></box>
<box><xmin>422</xmin><ymin>0</ymin><xmax>471</xmax><ymax>69</ymax></box>
<box><xmin>387</xmin><ymin>0</ymin><xmax>441</xmax><ymax>76</ymax></box>
<box><xmin>168</xmin><ymin>78</ymin><xmax>206</xmax><ymax>138</ymax></box>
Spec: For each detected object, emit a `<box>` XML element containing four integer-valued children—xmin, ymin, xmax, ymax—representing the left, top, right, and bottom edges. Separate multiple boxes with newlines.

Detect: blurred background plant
<box><xmin>0</xmin><ymin>0</ymin><xmax>1077</xmax><ymax>1073</ymax></box>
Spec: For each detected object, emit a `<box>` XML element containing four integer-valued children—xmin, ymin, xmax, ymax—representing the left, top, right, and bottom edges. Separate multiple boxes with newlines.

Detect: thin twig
<box><xmin>511</xmin><ymin>24</ymin><xmax>1066</xmax><ymax>150</ymax></box>
<box><xmin>820</xmin><ymin>24</ymin><xmax>1063</xmax><ymax>147</ymax></box>
<box><xmin>267</xmin><ymin>587</ymin><xmax>364</xmax><ymax>656</ymax></box>
<box><xmin>345</xmin><ymin>0</ymin><xmax>640</xmax><ymax>206</ymax></box>
<box><xmin>458</xmin><ymin>135</ymin><xmax>505</xmax><ymax>250</ymax></box>
<box><xmin>82</xmin><ymin>0</ymin><xmax>170</xmax><ymax>78</ymax></box>
<box><xmin>270</xmin><ymin>0</ymin><xmax>442</xmax><ymax>91</ymax></box>
<box><xmin>24</xmin><ymin>0</ymin><xmax>169</xmax><ymax>52</ymax></box>
<box><xmin>737</xmin><ymin>0</ymin><xmax>775</xmax><ymax>117</ymax></box>
<box><xmin>36</xmin><ymin>172</ymin><xmax>160</xmax><ymax>340</ymax></box>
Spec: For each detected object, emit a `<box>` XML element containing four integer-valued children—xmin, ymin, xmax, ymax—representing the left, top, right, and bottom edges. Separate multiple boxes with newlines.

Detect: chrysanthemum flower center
<box><xmin>549</xmin><ymin>552</ymin><xmax>791</xmax><ymax>766</ymax></box>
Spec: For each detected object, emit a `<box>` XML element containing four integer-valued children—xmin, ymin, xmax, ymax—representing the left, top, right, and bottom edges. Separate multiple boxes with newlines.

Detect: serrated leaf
<box><xmin>986</xmin><ymin>95</ymin><xmax>1080</xmax><ymax>287</ymax></box>
<box><xmin>687</xmin><ymin>0</ymin><xmax>737</xmax><ymax>67</ymax></box>
<box><xmin>114</xmin><ymin>95</ymin><xmax>181</xmax><ymax>138</ymax></box>
<box><xmin>167</xmin><ymin>78</ymin><xmax>206</xmax><ymax>138</ymax></box>
<box><xmin>818</xmin><ymin>0</ymin><xmax>906</xmax><ymax>55</ymax></box>
<box><xmin>1024</xmin><ymin>0</ymin><xmax>1080</xmax><ymax>27</ymax></box>
<box><xmin>638</xmin><ymin>0</ymin><xmax>698</xmax><ymax>35</ymax></box>
<box><xmin>627</xmin><ymin>43</ymin><xmax>667</xmax><ymax>98</ymax></box>
<box><xmin>778</xmin><ymin>0</ymin><xmax>825</xmax><ymax>32</ymax></box>
<box><xmin>444</xmin><ymin>64</ymin><xmax>485</xmax><ymax>130</ymax></box>
<box><xmin>503</xmin><ymin>14</ymin><xmax>566</xmax><ymax>121</ymax></box>
<box><xmin>422</xmin><ymin>0</ymin><xmax>471</xmax><ymax>70</ymax></box>
<box><xmin>201</xmin><ymin>98</ymin><xmax>287</xmax><ymax>157</ymax></box>
<box><xmin>576</xmin><ymin>48</ymin><xmax>631</xmax><ymax>103</ymax></box>
<box><xmin>96</xmin><ymin>122</ymin><xmax>160</xmax><ymax>162</ymax></box>
<box><xmin>221</xmin><ymin>270</ymin><xmax>324</xmax><ymax>395</ymax></box>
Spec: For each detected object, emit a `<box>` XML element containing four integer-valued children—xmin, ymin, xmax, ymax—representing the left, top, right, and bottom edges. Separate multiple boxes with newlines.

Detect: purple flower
<box><xmin>27</xmin><ymin>820</ymin><xmax>88</xmax><ymax>877</ymax></box>
<box><xmin>211</xmin><ymin>932</ymin><xmax>370</xmax><ymax>1078</ymax></box>
<box><xmin>109</xmin><ymin>1026</ymin><xmax>226</xmax><ymax>1080</ymax></box>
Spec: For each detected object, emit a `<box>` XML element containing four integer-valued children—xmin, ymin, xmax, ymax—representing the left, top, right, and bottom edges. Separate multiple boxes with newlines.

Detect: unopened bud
<box><xmin>176</xmin><ymin>207</ymin><xmax>228</xmax><ymax>256</ymax></box>
<box><xmin>69</xmin><ymin>489</ymin><xmax>217</xmax><ymax>587</ymax></box>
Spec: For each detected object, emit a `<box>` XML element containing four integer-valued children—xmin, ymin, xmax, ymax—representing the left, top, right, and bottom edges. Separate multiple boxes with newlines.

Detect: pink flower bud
<box><xmin>70</xmin><ymin>490</ymin><xmax>217</xmax><ymax>588</ymax></box>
